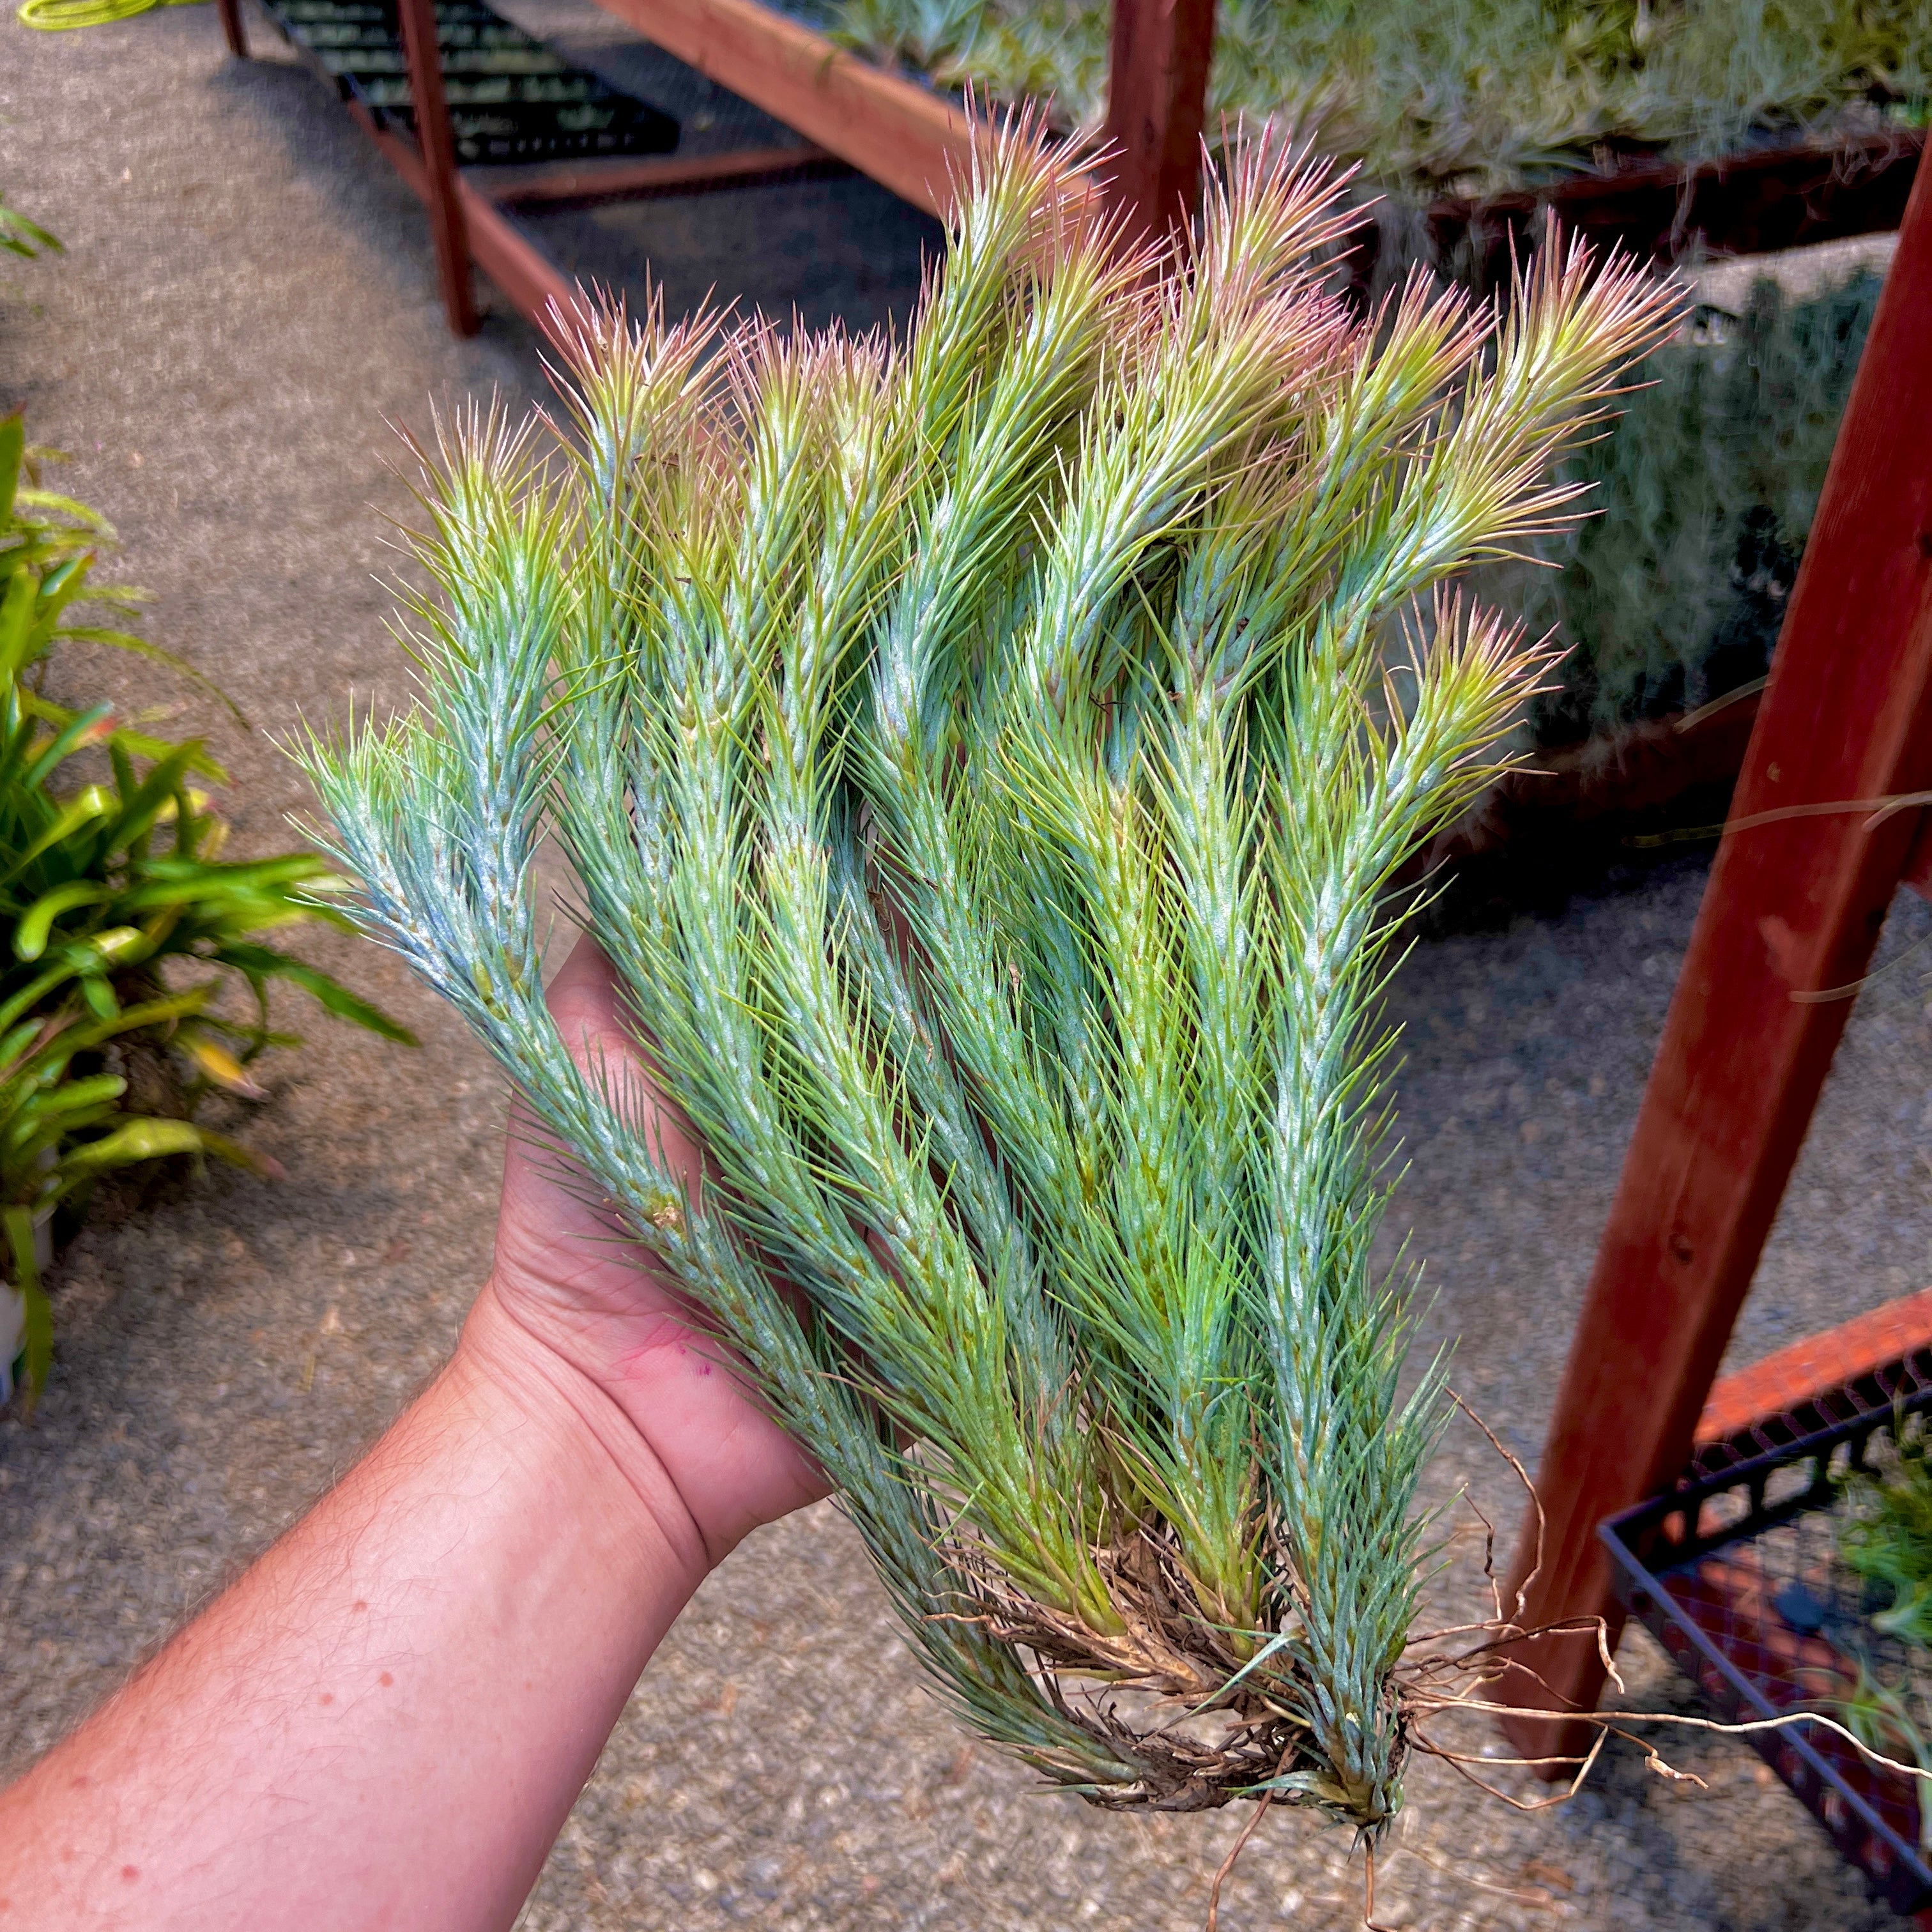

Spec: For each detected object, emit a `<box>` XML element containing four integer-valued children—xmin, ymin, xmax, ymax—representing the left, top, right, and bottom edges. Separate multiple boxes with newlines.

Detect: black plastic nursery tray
<box><xmin>262</xmin><ymin>0</ymin><xmax>678</xmax><ymax>165</ymax></box>
<box><xmin>1602</xmin><ymin>1376</ymin><xmax>1932</xmax><ymax>1917</ymax></box>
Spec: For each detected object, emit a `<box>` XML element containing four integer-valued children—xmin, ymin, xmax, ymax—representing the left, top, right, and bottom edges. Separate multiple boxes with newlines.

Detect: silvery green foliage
<box><xmin>300</xmin><ymin>128</ymin><xmax>1673</xmax><ymax>1836</ymax></box>
<box><xmin>824</xmin><ymin>0</ymin><xmax>1932</xmax><ymax>199</ymax></box>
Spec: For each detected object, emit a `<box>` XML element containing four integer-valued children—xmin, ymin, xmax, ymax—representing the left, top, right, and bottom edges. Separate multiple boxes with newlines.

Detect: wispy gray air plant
<box><xmin>300</xmin><ymin>123</ymin><xmax>1674</xmax><ymax>1837</ymax></box>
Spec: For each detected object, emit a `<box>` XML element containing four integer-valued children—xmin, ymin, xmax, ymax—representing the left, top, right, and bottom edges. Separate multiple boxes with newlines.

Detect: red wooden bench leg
<box><xmin>1495</xmin><ymin>154</ymin><xmax>1932</xmax><ymax>1767</ymax></box>
<box><xmin>396</xmin><ymin>0</ymin><xmax>479</xmax><ymax>337</ymax></box>
<box><xmin>1101</xmin><ymin>0</ymin><xmax>1217</xmax><ymax>243</ymax></box>
<box><xmin>215</xmin><ymin>0</ymin><xmax>248</xmax><ymax>57</ymax></box>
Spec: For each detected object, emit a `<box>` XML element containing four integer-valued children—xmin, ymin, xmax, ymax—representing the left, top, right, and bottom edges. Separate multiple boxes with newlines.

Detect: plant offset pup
<box><xmin>304</xmin><ymin>129</ymin><xmax>1670</xmax><ymax>1837</ymax></box>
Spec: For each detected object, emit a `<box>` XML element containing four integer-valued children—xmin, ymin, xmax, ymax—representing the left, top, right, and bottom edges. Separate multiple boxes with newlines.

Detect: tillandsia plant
<box><xmin>302</xmin><ymin>125</ymin><xmax>1675</xmax><ymax>1838</ymax></box>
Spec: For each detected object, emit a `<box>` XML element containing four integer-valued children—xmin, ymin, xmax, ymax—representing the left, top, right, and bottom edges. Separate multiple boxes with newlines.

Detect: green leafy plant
<box><xmin>3</xmin><ymin>417</ymin><xmax>243</xmax><ymax>765</ymax></box>
<box><xmin>1813</xmin><ymin>1432</ymin><xmax>1932</xmax><ymax>1845</ymax></box>
<box><xmin>1838</xmin><ymin>1422</ymin><xmax>1932</xmax><ymax>1646</ymax></box>
<box><xmin>0</xmin><ymin>417</ymin><xmax>414</xmax><ymax>1407</ymax></box>
<box><xmin>820</xmin><ymin>0</ymin><xmax>1931</xmax><ymax>199</ymax></box>
<box><xmin>0</xmin><ymin>193</ymin><xmax>60</xmax><ymax>263</ymax></box>
<box><xmin>302</xmin><ymin>128</ymin><xmax>1671</xmax><ymax>1839</ymax></box>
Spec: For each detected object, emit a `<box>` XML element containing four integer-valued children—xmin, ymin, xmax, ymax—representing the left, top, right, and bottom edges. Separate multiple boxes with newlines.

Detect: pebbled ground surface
<box><xmin>1</xmin><ymin>12</ymin><xmax>1928</xmax><ymax>1927</ymax></box>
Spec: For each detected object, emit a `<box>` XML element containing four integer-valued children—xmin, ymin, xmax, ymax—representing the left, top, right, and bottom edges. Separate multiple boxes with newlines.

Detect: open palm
<box><xmin>485</xmin><ymin>933</ymin><xmax>827</xmax><ymax>1565</ymax></box>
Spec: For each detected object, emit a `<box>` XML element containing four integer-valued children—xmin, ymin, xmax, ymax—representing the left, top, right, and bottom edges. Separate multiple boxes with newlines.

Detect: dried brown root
<box><xmin>932</xmin><ymin>1517</ymin><xmax>1403</xmax><ymax>1818</ymax></box>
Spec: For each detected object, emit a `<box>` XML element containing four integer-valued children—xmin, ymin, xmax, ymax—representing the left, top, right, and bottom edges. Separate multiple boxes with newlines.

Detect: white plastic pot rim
<box><xmin>0</xmin><ymin>1279</ymin><xmax>24</xmax><ymax>1406</ymax></box>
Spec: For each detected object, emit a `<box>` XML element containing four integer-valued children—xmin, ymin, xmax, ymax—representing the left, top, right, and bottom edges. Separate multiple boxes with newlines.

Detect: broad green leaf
<box><xmin>0</xmin><ymin>569</ymin><xmax>38</xmax><ymax>685</ymax></box>
<box><xmin>217</xmin><ymin>946</ymin><xmax>418</xmax><ymax>1044</ymax></box>
<box><xmin>63</xmin><ymin>1117</ymin><xmax>208</xmax><ymax>1170</ymax></box>
<box><xmin>29</xmin><ymin>1074</ymin><xmax>127</xmax><ymax>1118</ymax></box>
<box><xmin>0</xmin><ymin>417</ymin><xmax>23</xmax><ymax>530</ymax></box>
<box><xmin>0</xmin><ymin>960</ymin><xmax>85</xmax><ymax>1036</ymax></box>
<box><xmin>13</xmin><ymin>487</ymin><xmax>110</xmax><ymax>533</ymax></box>
<box><xmin>57</xmin><ymin>627</ymin><xmax>248</xmax><ymax>725</ymax></box>
<box><xmin>18</xmin><ymin>702</ymin><xmax>115</xmax><ymax>794</ymax></box>
<box><xmin>0</xmin><ymin>785</ymin><xmax>115</xmax><ymax>889</ymax></box>
<box><xmin>15</xmin><ymin>881</ymin><xmax>116</xmax><ymax>960</ymax></box>
<box><xmin>60</xmin><ymin>986</ymin><xmax>210</xmax><ymax>1053</ymax></box>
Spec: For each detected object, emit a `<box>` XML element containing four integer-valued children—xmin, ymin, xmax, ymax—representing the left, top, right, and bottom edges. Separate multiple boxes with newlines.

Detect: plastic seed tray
<box><xmin>1602</xmin><ymin>1374</ymin><xmax>1932</xmax><ymax>1917</ymax></box>
<box><xmin>262</xmin><ymin>0</ymin><xmax>678</xmax><ymax>165</ymax></box>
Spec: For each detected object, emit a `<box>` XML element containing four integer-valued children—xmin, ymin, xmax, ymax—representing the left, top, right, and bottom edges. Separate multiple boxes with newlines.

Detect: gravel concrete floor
<box><xmin>3</xmin><ymin>15</ymin><xmax>1929</xmax><ymax>1928</ymax></box>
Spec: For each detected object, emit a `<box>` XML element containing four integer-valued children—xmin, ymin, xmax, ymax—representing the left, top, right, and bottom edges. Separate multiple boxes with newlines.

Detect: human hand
<box><xmin>466</xmin><ymin>933</ymin><xmax>827</xmax><ymax>1575</ymax></box>
<box><xmin>0</xmin><ymin>931</ymin><xmax>824</xmax><ymax>1931</ymax></box>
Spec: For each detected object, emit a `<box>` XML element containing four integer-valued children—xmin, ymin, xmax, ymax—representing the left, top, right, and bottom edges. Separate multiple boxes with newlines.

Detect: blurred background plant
<box><xmin>0</xmin><ymin>192</ymin><xmax>61</xmax><ymax>263</ymax></box>
<box><xmin>1498</xmin><ymin>266</ymin><xmax>1880</xmax><ymax>744</ymax></box>
<box><xmin>1818</xmin><ymin>1424</ymin><xmax>1932</xmax><ymax>1845</ymax></box>
<box><xmin>0</xmin><ymin>415</ymin><xmax>413</xmax><ymax>1409</ymax></box>
<box><xmin>1837</xmin><ymin>1415</ymin><xmax>1932</xmax><ymax>1646</ymax></box>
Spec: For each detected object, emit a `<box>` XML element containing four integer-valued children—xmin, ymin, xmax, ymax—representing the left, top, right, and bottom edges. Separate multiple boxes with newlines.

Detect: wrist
<box><xmin>453</xmin><ymin>1282</ymin><xmax>715</xmax><ymax>1596</ymax></box>
<box><xmin>0</xmin><ymin>1280</ymin><xmax>721</xmax><ymax>1930</ymax></box>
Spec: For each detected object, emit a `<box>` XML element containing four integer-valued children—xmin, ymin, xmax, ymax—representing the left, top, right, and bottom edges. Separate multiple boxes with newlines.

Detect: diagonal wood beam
<box><xmin>1496</xmin><ymin>155</ymin><xmax>1932</xmax><ymax>1765</ymax></box>
<box><xmin>474</xmin><ymin>146</ymin><xmax>845</xmax><ymax>209</ymax></box>
<box><xmin>348</xmin><ymin>103</ymin><xmax>583</xmax><ymax>341</ymax></box>
<box><xmin>577</xmin><ymin>0</ymin><xmax>971</xmax><ymax>217</ymax></box>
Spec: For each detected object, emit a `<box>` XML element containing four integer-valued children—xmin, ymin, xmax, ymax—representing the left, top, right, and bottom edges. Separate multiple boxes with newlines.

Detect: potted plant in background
<box><xmin>0</xmin><ymin>416</ymin><xmax>413</xmax><ymax>1407</ymax></box>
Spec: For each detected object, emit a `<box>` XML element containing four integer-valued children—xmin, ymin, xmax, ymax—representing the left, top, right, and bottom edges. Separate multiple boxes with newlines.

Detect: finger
<box><xmin>535</xmin><ymin>931</ymin><xmax>710</xmax><ymax>1202</ymax></box>
<box><xmin>537</xmin><ymin>932</ymin><xmax>828</xmax><ymax>1364</ymax></box>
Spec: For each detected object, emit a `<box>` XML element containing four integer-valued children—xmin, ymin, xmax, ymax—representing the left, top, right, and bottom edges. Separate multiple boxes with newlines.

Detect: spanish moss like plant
<box><xmin>1509</xmin><ymin>266</ymin><xmax>1881</xmax><ymax>740</ymax></box>
<box><xmin>302</xmin><ymin>128</ymin><xmax>1673</xmax><ymax>1839</ymax></box>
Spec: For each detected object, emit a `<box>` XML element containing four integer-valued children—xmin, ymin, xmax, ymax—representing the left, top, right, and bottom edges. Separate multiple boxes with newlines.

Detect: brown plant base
<box><xmin>945</xmin><ymin>1525</ymin><xmax>1400</xmax><ymax>1816</ymax></box>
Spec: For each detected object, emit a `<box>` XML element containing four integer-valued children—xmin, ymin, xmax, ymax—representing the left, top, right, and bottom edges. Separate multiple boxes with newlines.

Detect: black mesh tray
<box><xmin>262</xmin><ymin>0</ymin><xmax>678</xmax><ymax>165</ymax></box>
<box><xmin>1602</xmin><ymin>1379</ymin><xmax>1932</xmax><ymax>1917</ymax></box>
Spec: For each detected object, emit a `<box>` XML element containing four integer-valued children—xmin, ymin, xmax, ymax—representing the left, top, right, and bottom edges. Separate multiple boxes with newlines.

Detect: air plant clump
<box><xmin>301</xmin><ymin>128</ymin><xmax>1674</xmax><ymax>1838</ymax></box>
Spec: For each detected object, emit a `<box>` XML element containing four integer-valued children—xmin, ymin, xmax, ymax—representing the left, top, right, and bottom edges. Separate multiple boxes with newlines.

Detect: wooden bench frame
<box><xmin>213</xmin><ymin>0</ymin><xmax>1217</xmax><ymax>337</ymax></box>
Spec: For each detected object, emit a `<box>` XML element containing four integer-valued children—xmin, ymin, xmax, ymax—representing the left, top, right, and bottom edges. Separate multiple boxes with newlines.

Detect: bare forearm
<box><xmin>0</xmin><ymin>1290</ymin><xmax>708</xmax><ymax>1932</ymax></box>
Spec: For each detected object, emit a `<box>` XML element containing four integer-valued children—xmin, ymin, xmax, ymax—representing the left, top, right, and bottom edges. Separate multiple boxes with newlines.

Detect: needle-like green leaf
<box><xmin>302</xmin><ymin>121</ymin><xmax>1678</xmax><ymax>1837</ymax></box>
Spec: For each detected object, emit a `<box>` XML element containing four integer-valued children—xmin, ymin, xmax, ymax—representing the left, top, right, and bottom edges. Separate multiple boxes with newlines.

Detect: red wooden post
<box><xmin>395</xmin><ymin>0</ymin><xmax>479</xmax><ymax>337</ymax></box>
<box><xmin>1496</xmin><ymin>157</ymin><xmax>1932</xmax><ymax>1763</ymax></box>
<box><xmin>574</xmin><ymin>0</ymin><xmax>970</xmax><ymax>217</ymax></box>
<box><xmin>215</xmin><ymin>0</ymin><xmax>249</xmax><ymax>57</ymax></box>
<box><xmin>349</xmin><ymin>105</ymin><xmax>587</xmax><ymax>344</ymax></box>
<box><xmin>1101</xmin><ymin>0</ymin><xmax>1217</xmax><ymax>242</ymax></box>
